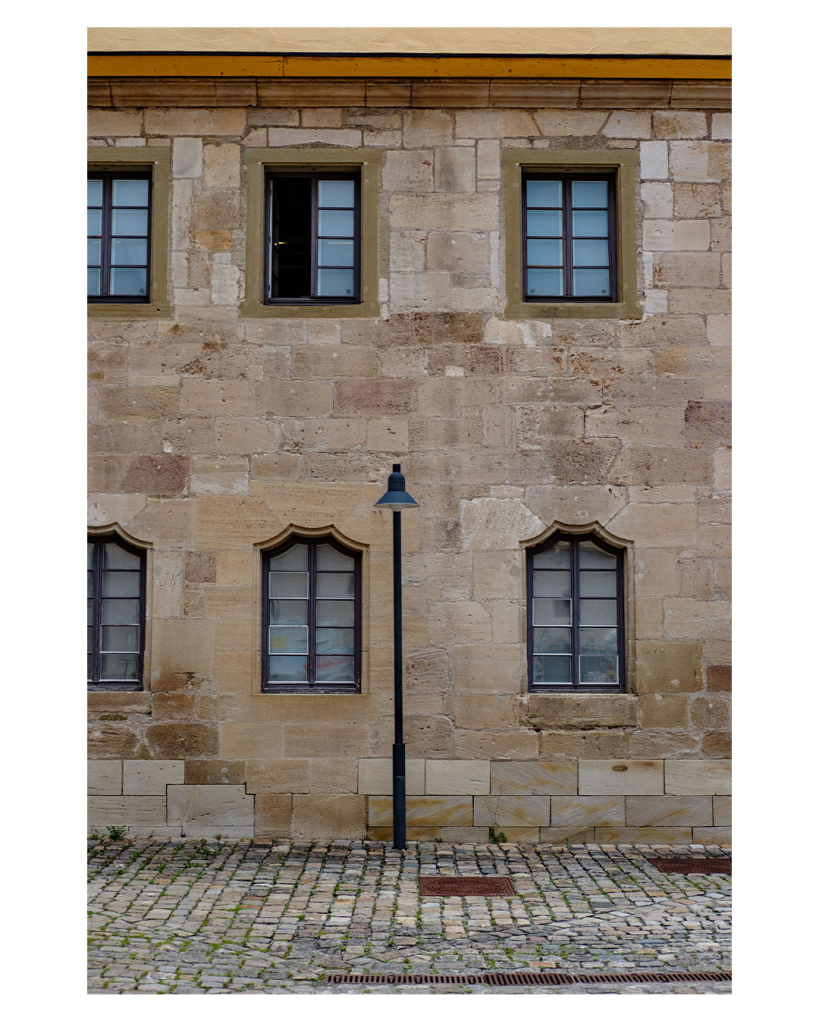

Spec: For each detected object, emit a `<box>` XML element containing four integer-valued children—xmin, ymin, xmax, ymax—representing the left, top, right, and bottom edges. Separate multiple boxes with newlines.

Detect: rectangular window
<box><xmin>88</xmin><ymin>535</ymin><xmax>146</xmax><ymax>690</ymax></box>
<box><xmin>87</xmin><ymin>172</ymin><xmax>152</xmax><ymax>303</ymax></box>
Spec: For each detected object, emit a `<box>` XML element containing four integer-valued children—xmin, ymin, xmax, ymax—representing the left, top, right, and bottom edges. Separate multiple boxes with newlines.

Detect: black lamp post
<box><xmin>374</xmin><ymin>464</ymin><xmax>419</xmax><ymax>850</ymax></box>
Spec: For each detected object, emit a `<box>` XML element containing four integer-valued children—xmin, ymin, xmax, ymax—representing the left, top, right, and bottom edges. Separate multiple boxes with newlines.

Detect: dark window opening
<box><xmin>88</xmin><ymin>535</ymin><xmax>146</xmax><ymax>689</ymax></box>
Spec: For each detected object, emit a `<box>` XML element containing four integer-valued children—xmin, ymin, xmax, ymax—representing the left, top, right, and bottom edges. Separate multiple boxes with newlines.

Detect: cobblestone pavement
<box><xmin>87</xmin><ymin>838</ymin><xmax>731</xmax><ymax>995</ymax></box>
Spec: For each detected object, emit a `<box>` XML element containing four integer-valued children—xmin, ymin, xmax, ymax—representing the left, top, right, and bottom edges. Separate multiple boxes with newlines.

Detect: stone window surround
<box><xmin>243</xmin><ymin>148</ymin><xmax>382</xmax><ymax>318</ymax></box>
<box><xmin>503</xmin><ymin>149</ymin><xmax>641</xmax><ymax>319</ymax></box>
<box><xmin>87</xmin><ymin>148</ymin><xmax>170</xmax><ymax>318</ymax></box>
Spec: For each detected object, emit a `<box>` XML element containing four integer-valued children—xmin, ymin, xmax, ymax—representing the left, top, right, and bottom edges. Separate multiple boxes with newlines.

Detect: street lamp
<box><xmin>374</xmin><ymin>464</ymin><xmax>419</xmax><ymax>850</ymax></box>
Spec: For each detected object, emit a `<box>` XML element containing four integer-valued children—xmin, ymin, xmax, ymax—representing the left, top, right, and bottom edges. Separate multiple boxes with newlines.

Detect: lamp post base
<box><xmin>392</xmin><ymin>742</ymin><xmax>406</xmax><ymax>850</ymax></box>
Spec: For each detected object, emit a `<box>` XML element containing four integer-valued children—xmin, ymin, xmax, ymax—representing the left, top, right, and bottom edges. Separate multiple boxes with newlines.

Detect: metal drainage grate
<box><xmin>324</xmin><ymin>971</ymin><xmax>731</xmax><ymax>987</ymax></box>
<box><xmin>419</xmin><ymin>876</ymin><xmax>515</xmax><ymax>896</ymax></box>
<box><xmin>648</xmin><ymin>858</ymin><xmax>732</xmax><ymax>875</ymax></box>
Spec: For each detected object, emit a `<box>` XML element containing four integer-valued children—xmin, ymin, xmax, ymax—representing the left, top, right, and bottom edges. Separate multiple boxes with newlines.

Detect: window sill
<box><xmin>505</xmin><ymin>299</ymin><xmax>643</xmax><ymax>320</ymax></box>
<box><xmin>88</xmin><ymin>302</ymin><xmax>170</xmax><ymax>318</ymax></box>
<box><xmin>242</xmin><ymin>298</ymin><xmax>379</xmax><ymax>319</ymax></box>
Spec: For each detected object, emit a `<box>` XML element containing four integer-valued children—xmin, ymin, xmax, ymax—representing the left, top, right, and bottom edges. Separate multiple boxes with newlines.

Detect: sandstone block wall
<box><xmin>88</xmin><ymin>80</ymin><xmax>731</xmax><ymax>842</ymax></box>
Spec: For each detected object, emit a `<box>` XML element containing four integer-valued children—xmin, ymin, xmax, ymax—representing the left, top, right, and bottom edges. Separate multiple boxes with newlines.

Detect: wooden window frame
<box><xmin>87</xmin><ymin>170</ymin><xmax>153</xmax><ymax>304</ymax></box>
<box><xmin>526</xmin><ymin>532</ymin><xmax>626</xmax><ymax>693</ymax></box>
<box><xmin>262</xmin><ymin>535</ymin><xmax>362</xmax><ymax>694</ymax></box>
<box><xmin>87</xmin><ymin>534</ymin><xmax>146</xmax><ymax>691</ymax></box>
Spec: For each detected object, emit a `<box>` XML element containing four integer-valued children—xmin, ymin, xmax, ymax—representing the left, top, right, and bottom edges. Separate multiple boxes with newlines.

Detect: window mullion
<box><xmin>564</xmin><ymin>179</ymin><xmax>573</xmax><ymax>298</ymax></box>
<box><xmin>93</xmin><ymin>539</ymin><xmax>103</xmax><ymax>683</ymax></box>
<box><xmin>101</xmin><ymin>176</ymin><xmax>111</xmax><ymax>297</ymax></box>
<box><xmin>571</xmin><ymin>539</ymin><xmax>580</xmax><ymax>687</ymax></box>
<box><xmin>310</xmin><ymin>177</ymin><xmax>319</xmax><ymax>299</ymax></box>
<box><xmin>308</xmin><ymin>542</ymin><xmax>317</xmax><ymax>685</ymax></box>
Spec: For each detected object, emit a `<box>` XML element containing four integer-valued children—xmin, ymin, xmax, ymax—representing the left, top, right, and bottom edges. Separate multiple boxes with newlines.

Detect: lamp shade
<box><xmin>374</xmin><ymin>464</ymin><xmax>419</xmax><ymax>511</ymax></box>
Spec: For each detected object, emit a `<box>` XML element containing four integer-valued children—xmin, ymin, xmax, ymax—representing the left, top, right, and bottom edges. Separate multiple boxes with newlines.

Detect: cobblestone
<box><xmin>88</xmin><ymin>838</ymin><xmax>730</xmax><ymax>994</ymax></box>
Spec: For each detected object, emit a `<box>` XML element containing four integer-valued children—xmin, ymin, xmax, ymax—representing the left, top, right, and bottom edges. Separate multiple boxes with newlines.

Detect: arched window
<box><xmin>87</xmin><ymin>534</ymin><xmax>146</xmax><ymax>688</ymax></box>
<box><xmin>527</xmin><ymin>532</ymin><xmax>625</xmax><ymax>691</ymax></box>
<box><xmin>262</xmin><ymin>536</ymin><xmax>361</xmax><ymax>693</ymax></box>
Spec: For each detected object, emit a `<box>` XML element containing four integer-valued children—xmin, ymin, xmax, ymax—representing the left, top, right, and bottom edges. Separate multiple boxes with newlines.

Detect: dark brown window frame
<box><xmin>526</xmin><ymin>532</ymin><xmax>625</xmax><ymax>693</ymax></box>
<box><xmin>262</xmin><ymin>535</ymin><xmax>362</xmax><ymax>694</ymax></box>
<box><xmin>87</xmin><ymin>170</ymin><xmax>153</xmax><ymax>304</ymax></box>
<box><xmin>522</xmin><ymin>171</ymin><xmax>617</xmax><ymax>303</ymax></box>
<box><xmin>87</xmin><ymin>534</ymin><xmax>146</xmax><ymax>691</ymax></box>
<box><xmin>264</xmin><ymin>171</ymin><xmax>361</xmax><ymax>305</ymax></box>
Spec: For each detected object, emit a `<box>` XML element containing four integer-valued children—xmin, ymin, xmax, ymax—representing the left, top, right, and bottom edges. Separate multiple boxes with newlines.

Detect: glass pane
<box><xmin>316</xmin><ymin>573</ymin><xmax>354</xmax><ymax>599</ymax></box>
<box><xmin>532</xmin><ymin>541</ymin><xmax>570</xmax><ymax>569</ymax></box>
<box><xmin>87</xmin><ymin>598</ymin><xmax>94</xmax><ymax>625</ymax></box>
<box><xmin>101</xmin><ymin>653</ymin><xmax>138</xmax><ymax>681</ymax></box>
<box><xmin>87</xmin><ymin>239</ymin><xmax>101</xmax><ymax>266</ymax></box>
<box><xmin>578</xmin><ymin>541</ymin><xmax>616</xmax><ymax>568</ymax></box>
<box><xmin>270</xmin><ymin>599</ymin><xmax>308</xmax><ymax>625</ymax></box>
<box><xmin>87</xmin><ymin>209</ymin><xmax>101</xmax><ymax>235</ymax></box>
<box><xmin>533</xmin><ymin>655</ymin><xmax>571</xmax><ymax>685</ymax></box>
<box><xmin>269</xmin><ymin>545</ymin><xmax>308</xmax><ymax>571</ymax></box>
<box><xmin>526</xmin><ymin>209</ymin><xmax>562</xmax><ymax>236</ymax></box>
<box><xmin>316</xmin><ymin>627</ymin><xmax>355</xmax><ymax>655</ymax></box>
<box><xmin>112</xmin><ymin>208</ymin><xmax>148</xmax><ymax>236</ymax></box>
<box><xmin>318</xmin><ymin>239</ymin><xmax>355</xmax><ymax>268</ymax></box>
<box><xmin>527</xmin><ymin>268</ymin><xmax>563</xmax><ymax>296</ymax></box>
<box><xmin>268</xmin><ymin>626</ymin><xmax>308</xmax><ymax>654</ymax></box>
<box><xmin>573</xmin><ymin>239</ymin><xmax>610</xmax><ymax>267</ymax></box>
<box><xmin>580</xmin><ymin>656</ymin><xmax>618</xmax><ymax>685</ymax></box>
<box><xmin>532</xmin><ymin>598</ymin><xmax>571</xmax><ymax>626</ymax></box>
<box><xmin>579</xmin><ymin>571</ymin><xmax>617</xmax><ymax>597</ymax></box>
<box><xmin>573</xmin><ymin>269</ymin><xmax>610</xmax><ymax>297</ymax></box>
<box><xmin>87</xmin><ymin>269</ymin><xmax>100</xmax><ymax>296</ymax></box>
<box><xmin>112</xmin><ymin>179</ymin><xmax>149</xmax><ymax>206</ymax></box>
<box><xmin>580</xmin><ymin>627</ymin><xmax>618</xmax><ymax>655</ymax></box>
<box><xmin>580</xmin><ymin>599</ymin><xmax>618</xmax><ymax>626</ymax></box>
<box><xmin>533</xmin><ymin>626</ymin><xmax>571</xmax><ymax>654</ymax></box>
<box><xmin>88</xmin><ymin>542</ymin><xmax>95</xmax><ymax>569</ymax></box>
<box><xmin>87</xmin><ymin>180</ymin><xmax>102</xmax><ymax>206</ymax></box>
<box><xmin>526</xmin><ymin>180</ymin><xmax>561</xmax><ymax>207</ymax></box>
<box><xmin>318</xmin><ymin>180</ymin><xmax>355</xmax><ymax>207</ymax></box>
<box><xmin>111</xmin><ymin>238</ymin><xmax>148</xmax><ymax>266</ymax></box>
<box><xmin>316</xmin><ymin>544</ymin><xmax>355</xmax><ymax>571</ymax></box>
<box><xmin>318</xmin><ymin>209</ymin><xmax>354</xmax><ymax>237</ymax></box>
<box><xmin>317</xmin><ymin>269</ymin><xmax>355</xmax><ymax>297</ymax></box>
<box><xmin>102</xmin><ymin>571</ymin><xmax>141</xmax><ymax>597</ymax></box>
<box><xmin>269</xmin><ymin>655</ymin><xmax>308</xmax><ymax>682</ymax></box>
<box><xmin>572</xmin><ymin>180</ymin><xmax>609</xmax><ymax>208</ymax></box>
<box><xmin>88</xmin><ymin>625</ymin><xmax>93</xmax><ymax>654</ymax></box>
<box><xmin>104</xmin><ymin>543</ymin><xmax>141</xmax><ymax>569</ymax></box>
<box><xmin>110</xmin><ymin>268</ymin><xmax>148</xmax><ymax>296</ymax></box>
<box><xmin>88</xmin><ymin>653</ymin><xmax>93</xmax><ymax>681</ymax></box>
<box><xmin>102</xmin><ymin>598</ymin><xmax>141</xmax><ymax>625</ymax></box>
<box><xmin>572</xmin><ymin>210</ymin><xmax>608</xmax><ymax>237</ymax></box>
<box><xmin>533</xmin><ymin>570</ymin><xmax>570</xmax><ymax>598</ymax></box>
<box><xmin>269</xmin><ymin>572</ymin><xmax>308</xmax><ymax>599</ymax></box>
<box><xmin>316</xmin><ymin>656</ymin><xmax>355</xmax><ymax>682</ymax></box>
<box><xmin>87</xmin><ymin>572</ymin><xmax>94</xmax><ymax>599</ymax></box>
<box><xmin>526</xmin><ymin>239</ymin><xmax>562</xmax><ymax>266</ymax></box>
<box><xmin>102</xmin><ymin>626</ymin><xmax>139</xmax><ymax>652</ymax></box>
<box><xmin>316</xmin><ymin>599</ymin><xmax>355</xmax><ymax>627</ymax></box>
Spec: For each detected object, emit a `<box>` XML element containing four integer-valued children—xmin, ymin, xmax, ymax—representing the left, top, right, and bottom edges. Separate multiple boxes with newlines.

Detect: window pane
<box><xmin>526</xmin><ymin>209</ymin><xmax>562</xmax><ymax>236</ymax></box>
<box><xmin>269</xmin><ymin>572</ymin><xmax>308</xmax><ymax>599</ymax></box>
<box><xmin>88</xmin><ymin>543</ymin><xmax>95</xmax><ymax>569</ymax></box>
<box><xmin>112</xmin><ymin>208</ymin><xmax>148</xmax><ymax>236</ymax></box>
<box><xmin>573</xmin><ymin>239</ymin><xmax>610</xmax><ymax>267</ymax></box>
<box><xmin>527</xmin><ymin>268</ymin><xmax>563</xmax><ymax>296</ymax></box>
<box><xmin>573</xmin><ymin>210</ymin><xmax>608</xmax><ymax>237</ymax></box>
<box><xmin>316</xmin><ymin>656</ymin><xmax>355</xmax><ymax>682</ymax></box>
<box><xmin>318</xmin><ymin>209</ymin><xmax>354</xmax><ymax>237</ymax></box>
<box><xmin>316</xmin><ymin>599</ymin><xmax>355</xmax><ymax>627</ymax></box>
<box><xmin>532</xmin><ymin>542</ymin><xmax>570</xmax><ymax>568</ymax></box>
<box><xmin>580</xmin><ymin>628</ymin><xmax>618</xmax><ymax>656</ymax></box>
<box><xmin>269</xmin><ymin>655</ymin><xmax>308</xmax><ymax>682</ymax></box>
<box><xmin>318</xmin><ymin>180</ymin><xmax>355</xmax><ymax>207</ymax></box>
<box><xmin>533</xmin><ymin>655</ymin><xmax>571</xmax><ymax>685</ymax></box>
<box><xmin>533</xmin><ymin>626</ymin><xmax>571</xmax><ymax>654</ymax></box>
<box><xmin>269</xmin><ymin>545</ymin><xmax>308</xmax><ymax>571</ymax></box>
<box><xmin>102</xmin><ymin>626</ymin><xmax>139</xmax><ymax>652</ymax></box>
<box><xmin>88</xmin><ymin>626</ymin><xmax>93</xmax><ymax>654</ymax></box>
<box><xmin>579</xmin><ymin>571</ymin><xmax>617</xmax><ymax>597</ymax></box>
<box><xmin>317</xmin><ymin>269</ymin><xmax>355</xmax><ymax>297</ymax></box>
<box><xmin>317</xmin><ymin>573</ymin><xmax>354</xmax><ymax>599</ymax></box>
<box><xmin>102</xmin><ymin>598</ymin><xmax>140</xmax><ymax>625</ymax></box>
<box><xmin>578</xmin><ymin>541</ymin><xmax>617</xmax><ymax>568</ymax></box>
<box><xmin>316</xmin><ymin>544</ymin><xmax>355</xmax><ymax>570</ymax></box>
<box><xmin>88</xmin><ymin>598</ymin><xmax>94</xmax><ymax>625</ymax></box>
<box><xmin>580</xmin><ymin>599</ymin><xmax>618</xmax><ymax>626</ymax></box>
<box><xmin>316</xmin><ymin>627</ymin><xmax>355</xmax><ymax>655</ymax></box>
<box><xmin>87</xmin><ymin>571</ymin><xmax>94</xmax><ymax>599</ymax></box>
<box><xmin>573</xmin><ymin>269</ymin><xmax>610</xmax><ymax>297</ymax></box>
<box><xmin>111</xmin><ymin>238</ymin><xmax>148</xmax><ymax>266</ymax></box>
<box><xmin>104</xmin><ymin>543</ymin><xmax>141</xmax><ymax>569</ymax></box>
<box><xmin>532</xmin><ymin>598</ymin><xmax>571</xmax><ymax>626</ymax></box>
<box><xmin>110</xmin><ymin>268</ymin><xmax>148</xmax><ymax>296</ymax></box>
<box><xmin>580</xmin><ymin>656</ymin><xmax>618</xmax><ymax>685</ymax></box>
<box><xmin>102</xmin><ymin>571</ymin><xmax>141</xmax><ymax>597</ymax></box>
<box><xmin>526</xmin><ymin>180</ymin><xmax>561</xmax><ymax>207</ymax></box>
<box><xmin>101</xmin><ymin>653</ymin><xmax>138</xmax><ymax>681</ymax></box>
<box><xmin>88</xmin><ymin>654</ymin><xmax>94</xmax><ymax>680</ymax></box>
<box><xmin>572</xmin><ymin>180</ymin><xmax>608</xmax><ymax>207</ymax></box>
<box><xmin>533</xmin><ymin>570</ymin><xmax>570</xmax><ymax>598</ymax></box>
<box><xmin>270</xmin><ymin>599</ymin><xmax>308</xmax><ymax>625</ymax></box>
<box><xmin>526</xmin><ymin>239</ymin><xmax>562</xmax><ymax>266</ymax></box>
<box><xmin>318</xmin><ymin>239</ymin><xmax>355</xmax><ymax>267</ymax></box>
<box><xmin>87</xmin><ymin>209</ymin><xmax>101</xmax><ymax>235</ymax></box>
<box><xmin>87</xmin><ymin>180</ymin><xmax>102</xmax><ymax>206</ymax></box>
<box><xmin>269</xmin><ymin>626</ymin><xmax>309</xmax><ymax>654</ymax></box>
<box><xmin>87</xmin><ymin>239</ymin><xmax>101</xmax><ymax>266</ymax></box>
<box><xmin>112</xmin><ymin>179</ymin><xmax>149</xmax><ymax>206</ymax></box>
<box><xmin>87</xmin><ymin>269</ymin><xmax>100</xmax><ymax>296</ymax></box>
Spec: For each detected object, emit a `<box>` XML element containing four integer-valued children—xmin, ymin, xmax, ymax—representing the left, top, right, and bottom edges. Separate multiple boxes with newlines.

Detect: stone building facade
<box><xmin>87</xmin><ymin>31</ymin><xmax>731</xmax><ymax>844</ymax></box>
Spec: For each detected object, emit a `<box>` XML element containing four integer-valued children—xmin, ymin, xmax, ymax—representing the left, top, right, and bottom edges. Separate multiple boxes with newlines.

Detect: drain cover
<box><xmin>649</xmin><ymin>858</ymin><xmax>731</xmax><ymax>874</ymax></box>
<box><xmin>419</xmin><ymin>876</ymin><xmax>515</xmax><ymax>896</ymax></box>
<box><xmin>324</xmin><ymin>970</ymin><xmax>731</xmax><ymax>987</ymax></box>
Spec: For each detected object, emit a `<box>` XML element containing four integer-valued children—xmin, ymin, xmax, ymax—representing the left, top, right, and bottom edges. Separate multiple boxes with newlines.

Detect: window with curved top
<box><xmin>262</xmin><ymin>537</ymin><xmax>361</xmax><ymax>693</ymax></box>
<box><xmin>88</xmin><ymin>534</ymin><xmax>146</xmax><ymax>689</ymax></box>
<box><xmin>527</xmin><ymin>533</ymin><xmax>625</xmax><ymax>691</ymax></box>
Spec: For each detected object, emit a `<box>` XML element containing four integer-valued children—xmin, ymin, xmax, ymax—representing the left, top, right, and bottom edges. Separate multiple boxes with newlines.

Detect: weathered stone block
<box><xmin>490</xmin><ymin>761</ymin><xmax>577</xmax><ymax>795</ymax></box>
<box><xmin>369</xmin><ymin>795</ymin><xmax>472</xmax><ymax>827</ymax></box>
<box><xmin>603</xmin><ymin>111</ymin><xmax>651</xmax><ymax>138</ymax></box>
<box><xmin>167</xmin><ymin>784</ymin><xmax>253</xmax><ymax>827</ymax></box>
<box><xmin>308</xmin><ymin>758</ymin><xmax>359</xmax><ymax>794</ymax></box>
<box><xmin>607</xmin><ymin>501</ymin><xmax>698</xmax><ymax>546</ymax></box>
<box><xmin>145</xmin><ymin>724</ymin><xmax>219</xmax><ymax>760</ymax></box>
<box><xmin>425</xmin><ymin>760</ymin><xmax>490</xmax><ymax>795</ymax></box>
<box><xmin>88</xmin><ymin>760</ymin><xmax>122</xmax><ymax>795</ymax></box>
<box><xmin>88</xmin><ymin>721</ymin><xmax>142</xmax><ymax>760</ymax></box>
<box><xmin>245</xmin><ymin>759</ymin><xmax>309</xmax><ymax>794</ymax></box>
<box><xmin>640</xmin><ymin>141</ymin><xmax>668</xmax><ymax>179</ymax></box>
<box><xmin>690</xmin><ymin>696</ymin><xmax>731</xmax><ymax>730</ymax></box>
<box><xmin>713</xmin><ymin>795</ymin><xmax>731</xmax><ymax>825</ymax></box>
<box><xmin>669</xmin><ymin>141</ymin><xmax>731</xmax><ymax>182</ymax></box>
<box><xmin>653</xmin><ymin>111</ymin><xmax>708</xmax><ymax>139</ymax></box>
<box><xmin>283</xmin><ymin>722</ymin><xmax>369</xmax><ymax>759</ymax></box>
<box><xmin>185</xmin><ymin>760</ymin><xmax>246</xmax><ymax>785</ymax></box>
<box><xmin>625</xmin><ymin>795</ymin><xmax>713</xmax><ymax>826</ymax></box>
<box><xmin>404</xmin><ymin>717</ymin><xmax>454</xmax><ymax>758</ymax></box>
<box><xmin>87</xmin><ymin>692</ymin><xmax>151</xmax><ymax>715</ymax></box>
<box><xmin>654</xmin><ymin>253</ymin><xmax>722</xmax><ymax>288</ymax></box>
<box><xmin>123</xmin><ymin>759</ymin><xmax>184</xmax><ymax>795</ymax></box>
<box><xmin>451</xmin><ymin>644</ymin><xmax>523</xmax><ymax>694</ymax></box>
<box><xmin>173</xmin><ymin>138</ymin><xmax>203</xmax><ymax>178</ymax></box>
<box><xmin>643</xmin><ymin>220</ymin><xmax>710</xmax><ymax>252</ymax></box>
<box><xmin>357</xmin><ymin>758</ymin><xmax>425</xmax><ymax>795</ymax></box>
<box><xmin>692</xmin><ymin>826</ymin><xmax>731</xmax><ymax>844</ymax></box>
<box><xmin>474</xmin><ymin>795</ymin><xmax>548</xmax><ymax>827</ymax></box>
<box><xmin>532</xmin><ymin>110</ymin><xmax>606</xmax><ymax>135</ymax></box>
<box><xmin>255</xmin><ymin>794</ymin><xmax>292</xmax><ymax>839</ymax></box>
<box><xmin>120</xmin><ymin>455</ymin><xmax>189</xmax><ymax>496</ymax></box>
<box><xmin>595</xmin><ymin>827</ymin><xmax>693</xmax><ymax>844</ymax></box>
<box><xmin>706</xmin><ymin>665</ymin><xmax>731</xmax><ymax>692</ymax></box>
<box><xmin>638</xmin><ymin>694</ymin><xmax>689</xmax><ymax>729</ymax></box>
<box><xmin>634</xmin><ymin>641</ymin><xmax>703</xmax><ymax>693</ymax></box>
<box><xmin>204</xmin><ymin>143</ymin><xmax>240</xmax><ymax>188</ymax></box>
<box><xmin>674</xmin><ymin>183</ymin><xmax>721</xmax><ymax>219</ymax></box>
<box><xmin>293</xmin><ymin>795</ymin><xmax>366</xmax><ymax>838</ymax></box>
<box><xmin>665</xmin><ymin>760</ymin><xmax>731</xmax><ymax>794</ymax></box>
<box><xmin>539</xmin><ymin>826</ymin><xmax>595</xmax><ymax>844</ymax></box>
<box><xmin>526</xmin><ymin>695</ymin><xmax>637</xmax><ymax>729</ymax></box>
<box><xmin>454</xmin><ymin>730</ymin><xmax>539</xmax><ymax>761</ymax></box>
<box><xmin>578</xmin><ymin>760</ymin><xmax>664</xmax><ymax>795</ymax></box>
<box><xmin>539</xmin><ymin>730</ymin><xmax>629</xmax><ymax>760</ymax></box>
<box><xmin>144</xmin><ymin>108</ymin><xmax>246</xmax><ymax>136</ymax></box>
<box><xmin>434</xmin><ymin>148</ymin><xmax>476</xmax><ymax>192</ymax></box>
<box><xmin>551</xmin><ymin>796</ymin><xmax>625</xmax><ymax>826</ymax></box>
<box><xmin>88</xmin><ymin>109</ymin><xmax>143</xmax><ymax>136</ymax></box>
<box><xmin>88</xmin><ymin>796</ymin><xmax>167</xmax><ymax>826</ymax></box>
